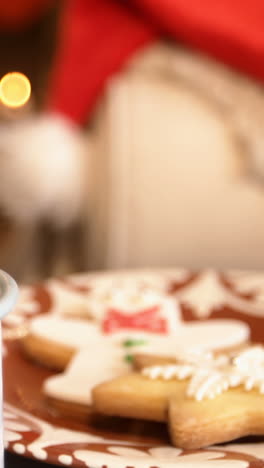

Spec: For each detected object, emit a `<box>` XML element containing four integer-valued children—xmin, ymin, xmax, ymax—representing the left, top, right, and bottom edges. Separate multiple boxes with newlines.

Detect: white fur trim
<box><xmin>0</xmin><ymin>114</ymin><xmax>87</xmax><ymax>227</ymax></box>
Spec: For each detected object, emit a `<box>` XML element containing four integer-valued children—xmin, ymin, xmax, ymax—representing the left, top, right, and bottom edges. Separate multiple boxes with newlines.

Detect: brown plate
<box><xmin>4</xmin><ymin>269</ymin><xmax>264</xmax><ymax>467</ymax></box>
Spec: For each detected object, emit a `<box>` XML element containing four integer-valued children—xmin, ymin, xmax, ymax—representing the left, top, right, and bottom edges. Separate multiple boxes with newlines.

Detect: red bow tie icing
<box><xmin>102</xmin><ymin>305</ymin><xmax>168</xmax><ymax>334</ymax></box>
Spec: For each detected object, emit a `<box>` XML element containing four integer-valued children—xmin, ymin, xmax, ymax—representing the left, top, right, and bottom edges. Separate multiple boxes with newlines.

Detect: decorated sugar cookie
<box><xmin>93</xmin><ymin>345</ymin><xmax>264</xmax><ymax>449</ymax></box>
<box><xmin>30</xmin><ymin>315</ymin><xmax>249</xmax><ymax>415</ymax></box>
<box><xmin>21</xmin><ymin>277</ymin><xmax>250</xmax><ymax>420</ymax></box>
<box><xmin>43</xmin><ymin>318</ymin><xmax>249</xmax><ymax>411</ymax></box>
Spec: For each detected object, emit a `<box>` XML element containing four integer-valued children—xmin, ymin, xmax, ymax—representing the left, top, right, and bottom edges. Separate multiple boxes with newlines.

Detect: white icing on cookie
<box><xmin>30</xmin><ymin>316</ymin><xmax>102</xmax><ymax>349</ymax></box>
<box><xmin>138</xmin><ymin>320</ymin><xmax>250</xmax><ymax>357</ymax></box>
<box><xmin>38</xmin><ymin>316</ymin><xmax>250</xmax><ymax>406</ymax></box>
<box><xmin>90</xmin><ymin>289</ymin><xmax>175</xmax><ymax>320</ymax></box>
<box><xmin>49</xmin><ymin>275</ymin><xmax>181</xmax><ymax>326</ymax></box>
<box><xmin>30</xmin><ymin>316</ymin><xmax>249</xmax><ymax>357</ymax></box>
<box><xmin>44</xmin><ymin>347</ymin><xmax>130</xmax><ymax>405</ymax></box>
<box><xmin>142</xmin><ymin>346</ymin><xmax>264</xmax><ymax>401</ymax></box>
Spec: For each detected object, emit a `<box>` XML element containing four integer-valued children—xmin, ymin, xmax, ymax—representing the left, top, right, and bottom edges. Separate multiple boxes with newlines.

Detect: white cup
<box><xmin>0</xmin><ymin>271</ymin><xmax>18</xmax><ymax>468</ymax></box>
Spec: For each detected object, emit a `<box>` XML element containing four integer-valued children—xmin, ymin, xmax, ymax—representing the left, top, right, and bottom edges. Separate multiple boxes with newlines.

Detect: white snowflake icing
<box><xmin>142</xmin><ymin>346</ymin><xmax>264</xmax><ymax>401</ymax></box>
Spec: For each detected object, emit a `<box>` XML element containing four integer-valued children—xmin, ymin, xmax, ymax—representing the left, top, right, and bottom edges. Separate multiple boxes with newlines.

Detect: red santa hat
<box><xmin>47</xmin><ymin>0</ymin><xmax>264</xmax><ymax>124</ymax></box>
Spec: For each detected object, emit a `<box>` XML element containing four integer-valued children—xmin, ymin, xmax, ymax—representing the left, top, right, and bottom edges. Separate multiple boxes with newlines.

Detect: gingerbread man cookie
<box><xmin>21</xmin><ymin>279</ymin><xmax>250</xmax><ymax>421</ymax></box>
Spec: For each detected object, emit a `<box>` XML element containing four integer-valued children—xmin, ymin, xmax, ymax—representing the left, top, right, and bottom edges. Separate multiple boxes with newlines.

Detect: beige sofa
<box><xmin>88</xmin><ymin>44</ymin><xmax>264</xmax><ymax>271</ymax></box>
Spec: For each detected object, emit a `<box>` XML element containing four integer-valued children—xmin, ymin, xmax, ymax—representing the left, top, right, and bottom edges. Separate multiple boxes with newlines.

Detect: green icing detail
<box><xmin>124</xmin><ymin>354</ymin><xmax>134</xmax><ymax>363</ymax></box>
<box><xmin>123</xmin><ymin>338</ymin><xmax>147</xmax><ymax>348</ymax></box>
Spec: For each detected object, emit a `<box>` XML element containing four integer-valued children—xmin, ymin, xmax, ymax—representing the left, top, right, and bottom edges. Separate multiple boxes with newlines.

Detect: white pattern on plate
<box><xmin>74</xmin><ymin>447</ymin><xmax>248</xmax><ymax>468</ymax></box>
<box><xmin>176</xmin><ymin>270</ymin><xmax>264</xmax><ymax>318</ymax></box>
<box><xmin>5</xmin><ymin>269</ymin><xmax>264</xmax><ymax>467</ymax></box>
<box><xmin>4</xmin><ymin>403</ymin><xmax>149</xmax><ymax>461</ymax></box>
<box><xmin>58</xmin><ymin>454</ymin><xmax>73</xmax><ymax>465</ymax></box>
<box><xmin>13</xmin><ymin>443</ymin><xmax>26</xmax><ymax>454</ymax></box>
<box><xmin>177</xmin><ymin>270</ymin><xmax>224</xmax><ymax>317</ymax></box>
<box><xmin>217</xmin><ymin>443</ymin><xmax>264</xmax><ymax>459</ymax></box>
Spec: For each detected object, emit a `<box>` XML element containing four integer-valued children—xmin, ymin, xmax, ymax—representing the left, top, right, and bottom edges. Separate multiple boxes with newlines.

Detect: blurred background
<box><xmin>0</xmin><ymin>0</ymin><xmax>264</xmax><ymax>284</ymax></box>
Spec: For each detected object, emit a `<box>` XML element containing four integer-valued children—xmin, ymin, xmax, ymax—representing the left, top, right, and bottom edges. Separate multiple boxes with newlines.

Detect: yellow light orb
<box><xmin>0</xmin><ymin>72</ymin><xmax>31</xmax><ymax>108</ymax></box>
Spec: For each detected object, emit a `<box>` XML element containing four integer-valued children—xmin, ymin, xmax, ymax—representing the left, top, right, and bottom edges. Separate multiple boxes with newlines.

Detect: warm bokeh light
<box><xmin>0</xmin><ymin>72</ymin><xmax>31</xmax><ymax>108</ymax></box>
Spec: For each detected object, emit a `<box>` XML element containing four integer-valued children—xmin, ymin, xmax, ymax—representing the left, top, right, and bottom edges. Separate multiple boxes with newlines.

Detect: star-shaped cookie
<box><xmin>92</xmin><ymin>346</ymin><xmax>264</xmax><ymax>449</ymax></box>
